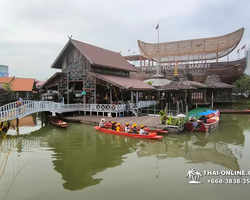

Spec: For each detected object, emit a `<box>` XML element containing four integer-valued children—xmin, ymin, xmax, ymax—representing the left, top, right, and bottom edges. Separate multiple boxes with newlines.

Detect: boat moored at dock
<box><xmin>186</xmin><ymin>110</ymin><xmax>220</xmax><ymax>132</ymax></box>
<box><xmin>48</xmin><ymin>117</ymin><xmax>68</xmax><ymax>128</ymax></box>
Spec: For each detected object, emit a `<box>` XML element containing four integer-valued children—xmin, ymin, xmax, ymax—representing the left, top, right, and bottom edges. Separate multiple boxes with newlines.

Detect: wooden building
<box><xmin>44</xmin><ymin>38</ymin><xmax>155</xmax><ymax>104</ymax></box>
<box><xmin>203</xmin><ymin>74</ymin><xmax>234</xmax><ymax>103</ymax></box>
<box><xmin>0</xmin><ymin>77</ymin><xmax>36</xmax><ymax>101</ymax></box>
<box><xmin>158</xmin><ymin>74</ymin><xmax>234</xmax><ymax>110</ymax></box>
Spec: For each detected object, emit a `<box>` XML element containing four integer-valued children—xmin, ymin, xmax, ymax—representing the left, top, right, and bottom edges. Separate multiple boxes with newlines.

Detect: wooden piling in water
<box><xmin>16</xmin><ymin>118</ymin><xmax>19</xmax><ymax>135</ymax></box>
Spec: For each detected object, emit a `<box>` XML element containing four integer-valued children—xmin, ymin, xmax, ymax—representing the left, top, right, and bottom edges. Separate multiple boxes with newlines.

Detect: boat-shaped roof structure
<box><xmin>138</xmin><ymin>28</ymin><xmax>244</xmax><ymax>62</ymax></box>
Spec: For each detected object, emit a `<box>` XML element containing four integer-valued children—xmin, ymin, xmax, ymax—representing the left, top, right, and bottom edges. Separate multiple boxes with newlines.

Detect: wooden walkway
<box><xmin>62</xmin><ymin>115</ymin><xmax>166</xmax><ymax>129</ymax></box>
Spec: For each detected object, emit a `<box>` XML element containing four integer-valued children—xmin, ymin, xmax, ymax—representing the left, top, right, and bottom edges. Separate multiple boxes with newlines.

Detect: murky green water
<box><xmin>0</xmin><ymin>113</ymin><xmax>250</xmax><ymax>200</ymax></box>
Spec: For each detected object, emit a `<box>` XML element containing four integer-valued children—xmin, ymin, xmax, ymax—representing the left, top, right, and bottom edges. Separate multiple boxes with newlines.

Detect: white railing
<box><xmin>0</xmin><ymin>100</ymin><xmax>155</xmax><ymax>122</ymax></box>
<box><xmin>0</xmin><ymin>101</ymin><xmax>128</xmax><ymax>122</ymax></box>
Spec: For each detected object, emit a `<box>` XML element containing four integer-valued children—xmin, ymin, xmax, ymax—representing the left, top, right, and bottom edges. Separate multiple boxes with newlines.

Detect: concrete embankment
<box><xmin>61</xmin><ymin>115</ymin><xmax>166</xmax><ymax>129</ymax></box>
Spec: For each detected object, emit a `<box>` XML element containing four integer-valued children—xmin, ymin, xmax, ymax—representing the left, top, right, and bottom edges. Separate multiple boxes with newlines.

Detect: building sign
<box><xmin>0</xmin><ymin>65</ymin><xmax>9</xmax><ymax>77</ymax></box>
<box><xmin>81</xmin><ymin>91</ymin><xmax>86</xmax><ymax>95</ymax></box>
<box><xmin>141</xmin><ymin>63</ymin><xmax>211</xmax><ymax>71</ymax></box>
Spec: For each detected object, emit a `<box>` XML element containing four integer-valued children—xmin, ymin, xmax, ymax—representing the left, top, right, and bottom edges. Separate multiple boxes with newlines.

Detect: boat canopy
<box><xmin>138</xmin><ymin>28</ymin><xmax>244</xmax><ymax>62</ymax></box>
<box><xmin>197</xmin><ymin>110</ymin><xmax>218</xmax><ymax>116</ymax></box>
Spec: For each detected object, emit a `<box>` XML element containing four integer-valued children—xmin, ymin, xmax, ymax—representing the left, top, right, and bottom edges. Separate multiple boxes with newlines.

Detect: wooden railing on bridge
<box><xmin>0</xmin><ymin>100</ymin><xmax>156</xmax><ymax>122</ymax></box>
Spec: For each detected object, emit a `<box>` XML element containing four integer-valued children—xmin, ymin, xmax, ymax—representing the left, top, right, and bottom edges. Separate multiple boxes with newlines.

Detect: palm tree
<box><xmin>194</xmin><ymin>171</ymin><xmax>202</xmax><ymax>181</ymax></box>
<box><xmin>186</xmin><ymin>168</ymin><xmax>196</xmax><ymax>181</ymax></box>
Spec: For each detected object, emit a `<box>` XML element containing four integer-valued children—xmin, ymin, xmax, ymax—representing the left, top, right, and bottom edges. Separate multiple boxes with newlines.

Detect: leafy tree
<box><xmin>233</xmin><ymin>74</ymin><xmax>250</xmax><ymax>94</ymax></box>
<box><xmin>2</xmin><ymin>82</ymin><xmax>15</xmax><ymax>101</ymax></box>
<box><xmin>3</xmin><ymin>82</ymin><xmax>13</xmax><ymax>92</ymax></box>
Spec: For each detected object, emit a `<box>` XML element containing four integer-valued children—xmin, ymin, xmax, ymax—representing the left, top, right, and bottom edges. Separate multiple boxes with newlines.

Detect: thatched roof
<box><xmin>183</xmin><ymin>81</ymin><xmax>207</xmax><ymax>88</ymax></box>
<box><xmin>204</xmin><ymin>74</ymin><xmax>234</xmax><ymax>88</ymax></box>
<box><xmin>158</xmin><ymin>80</ymin><xmax>206</xmax><ymax>90</ymax></box>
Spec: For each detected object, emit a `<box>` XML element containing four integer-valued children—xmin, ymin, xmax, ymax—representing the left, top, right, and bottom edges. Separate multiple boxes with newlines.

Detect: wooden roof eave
<box><xmin>41</xmin><ymin>72</ymin><xmax>62</xmax><ymax>88</ymax></box>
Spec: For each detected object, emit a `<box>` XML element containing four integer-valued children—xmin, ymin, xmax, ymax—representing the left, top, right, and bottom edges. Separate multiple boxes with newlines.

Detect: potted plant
<box><xmin>159</xmin><ymin>111</ymin><xmax>168</xmax><ymax>124</ymax></box>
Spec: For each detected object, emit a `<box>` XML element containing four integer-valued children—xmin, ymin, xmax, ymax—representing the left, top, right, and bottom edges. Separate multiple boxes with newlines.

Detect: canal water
<box><xmin>0</xmin><ymin>113</ymin><xmax>250</xmax><ymax>200</ymax></box>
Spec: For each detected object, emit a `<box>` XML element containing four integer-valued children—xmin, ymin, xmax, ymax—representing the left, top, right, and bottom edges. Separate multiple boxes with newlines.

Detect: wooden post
<box><xmin>131</xmin><ymin>91</ymin><xmax>134</xmax><ymax>103</ymax></box>
<box><xmin>16</xmin><ymin>118</ymin><xmax>19</xmax><ymax>135</ymax></box>
<box><xmin>109</xmin><ymin>87</ymin><xmax>112</xmax><ymax>104</ymax></box>
<box><xmin>185</xmin><ymin>105</ymin><xmax>189</xmax><ymax>122</ymax></box>
<box><xmin>136</xmin><ymin>91</ymin><xmax>139</xmax><ymax>107</ymax></box>
<box><xmin>185</xmin><ymin>90</ymin><xmax>187</xmax><ymax>105</ymax></box>
<box><xmin>121</xmin><ymin>90</ymin><xmax>123</xmax><ymax>102</ymax></box>
<box><xmin>204</xmin><ymin>89</ymin><xmax>207</xmax><ymax>103</ymax></box>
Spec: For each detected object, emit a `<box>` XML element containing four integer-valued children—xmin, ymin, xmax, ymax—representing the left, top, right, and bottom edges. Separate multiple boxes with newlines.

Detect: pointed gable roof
<box><xmin>51</xmin><ymin>39</ymin><xmax>137</xmax><ymax>72</ymax></box>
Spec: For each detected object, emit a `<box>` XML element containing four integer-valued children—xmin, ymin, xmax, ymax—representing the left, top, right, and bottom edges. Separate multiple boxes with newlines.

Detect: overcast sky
<box><xmin>0</xmin><ymin>0</ymin><xmax>249</xmax><ymax>80</ymax></box>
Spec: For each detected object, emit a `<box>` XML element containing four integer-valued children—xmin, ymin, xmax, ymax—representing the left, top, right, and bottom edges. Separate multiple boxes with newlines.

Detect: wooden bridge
<box><xmin>0</xmin><ymin>100</ymin><xmax>156</xmax><ymax>122</ymax></box>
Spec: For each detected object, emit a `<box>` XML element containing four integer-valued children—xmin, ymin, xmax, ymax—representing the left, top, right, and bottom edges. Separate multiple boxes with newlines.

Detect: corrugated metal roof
<box><xmin>90</xmin><ymin>72</ymin><xmax>156</xmax><ymax>90</ymax></box>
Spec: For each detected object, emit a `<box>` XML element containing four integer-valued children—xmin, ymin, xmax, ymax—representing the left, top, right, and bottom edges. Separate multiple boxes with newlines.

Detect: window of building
<box><xmin>192</xmin><ymin>92</ymin><xmax>203</xmax><ymax>100</ymax></box>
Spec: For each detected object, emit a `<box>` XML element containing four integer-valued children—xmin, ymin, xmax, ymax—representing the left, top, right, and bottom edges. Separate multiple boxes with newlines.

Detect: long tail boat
<box><xmin>186</xmin><ymin>110</ymin><xmax>220</xmax><ymax>132</ymax></box>
<box><xmin>48</xmin><ymin>117</ymin><xmax>68</xmax><ymax>128</ymax></box>
<box><xmin>103</xmin><ymin>122</ymin><xmax>168</xmax><ymax>134</ymax></box>
<box><xmin>94</xmin><ymin>126</ymin><xmax>163</xmax><ymax>139</ymax></box>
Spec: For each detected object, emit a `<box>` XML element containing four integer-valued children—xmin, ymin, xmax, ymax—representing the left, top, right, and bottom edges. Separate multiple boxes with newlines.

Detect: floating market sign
<box><xmin>141</xmin><ymin>63</ymin><xmax>211</xmax><ymax>71</ymax></box>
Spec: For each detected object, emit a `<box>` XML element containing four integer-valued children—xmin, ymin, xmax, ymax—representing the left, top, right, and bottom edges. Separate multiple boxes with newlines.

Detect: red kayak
<box><xmin>94</xmin><ymin>126</ymin><xmax>163</xmax><ymax>139</ymax></box>
<box><xmin>104</xmin><ymin>122</ymin><xmax>168</xmax><ymax>134</ymax></box>
<box><xmin>48</xmin><ymin>117</ymin><xmax>68</xmax><ymax>128</ymax></box>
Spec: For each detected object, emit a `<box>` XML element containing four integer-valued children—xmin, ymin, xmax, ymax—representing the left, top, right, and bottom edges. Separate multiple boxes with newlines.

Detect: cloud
<box><xmin>0</xmin><ymin>0</ymin><xmax>249</xmax><ymax>79</ymax></box>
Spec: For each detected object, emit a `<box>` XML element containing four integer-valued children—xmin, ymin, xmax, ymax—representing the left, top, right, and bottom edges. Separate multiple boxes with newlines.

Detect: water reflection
<box><xmin>48</xmin><ymin>126</ymin><xmax>140</xmax><ymax>191</ymax></box>
<box><xmin>5</xmin><ymin>115</ymin><xmax>43</xmax><ymax>136</ymax></box>
<box><xmin>0</xmin><ymin>113</ymin><xmax>248</xmax><ymax>194</ymax></box>
<box><xmin>138</xmin><ymin>133</ymin><xmax>240</xmax><ymax>170</ymax></box>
